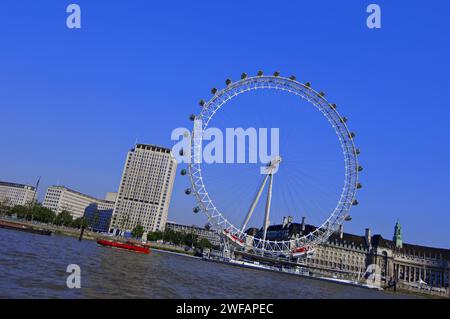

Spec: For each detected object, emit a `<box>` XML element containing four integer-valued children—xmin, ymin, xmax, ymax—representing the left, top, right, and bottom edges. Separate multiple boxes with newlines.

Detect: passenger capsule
<box><xmin>344</xmin><ymin>215</ymin><xmax>352</xmax><ymax>221</ymax></box>
<box><xmin>318</xmin><ymin>91</ymin><xmax>325</xmax><ymax>97</ymax></box>
<box><xmin>193</xmin><ymin>206</ymin><xmax>200</xmax><ymax>213</ymax></box>
<box><xmin>330</xmin><ymin>103</ymin><xmax>337</xmax><ymax>109</ymax></box>
<box><xmin>180</xmin><ymin>169</ymin><xmax>187</xmax><ymax>176</ymax></box>
<box><xmin>225</xmin><ymin>78</ymin><xmax>232</xmax><ymax>86</ymax></box>
<box><xmin>357</xmin><ymin>183</ymin><xmax>363</xmax><ymax>189</ymax></box>
<box><xmin>241</xmin><ymin>73</ymin><xmax>247</xmax><ymax>79</ymax></box>
<box><xmin>189</xmin><ymin>114</ymin><xmax>196</xmax><ymax>121</ymax></box>
<box><xmin>357</xmin><ymin>165</ymin><xmax>363</xmax><ymax>172</ymax></box>
<box><xmin>352</xmin><ymin>199</ymin><xmax>359</xmax><ymax>206</ymax></box>
<box><xmin>340</xmin><ymin>117</ymin><xmax>348</xmax><ymax>123</ymax></box>
<box><xmin>305</xmin><ymin>82</ymin><xmax>312</xmax><ymax>88</ymax></box>
<box><xmin>289</xmin><ymin>75</ymin><xmax>296</xmax><ymax>81</ymax></box>
<box><xmin>273</xmin><ymin>71</ymin><xmax>280</xmax><ymax>77</ymax></box>
<box><xmin>355</xmin><ymin>148</ymin><xmax>361</xmax><ymax>155</ymax></box>
<box><xmin>349</xmin><ymin>132</ymin><xmax>356</xmax><ymax>139</ymax></box>
<box><xmin>199</xmin><ymin>99</ymin><xmax>205</xmax><ymax>106</ymax></box>
<box><xmin>257</xmin><ymin>70</ymin><xmax>264</xmax><ymax>76</ymax></box>
<box><xmin>211</xmin><ymin>88</ymin><xmax>217</xmax><ymax>94</ymax></box>
<box><xmin>185</xmin><ymin>188</ymin><xmax>192</xmax><ymax>195</ymax></box>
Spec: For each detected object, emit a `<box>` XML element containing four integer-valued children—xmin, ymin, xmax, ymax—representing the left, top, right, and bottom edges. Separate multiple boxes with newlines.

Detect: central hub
<box><xmin>264</xmin><ymin>155</ymin><xmax>282</xmax><ymax>175</ymax></box>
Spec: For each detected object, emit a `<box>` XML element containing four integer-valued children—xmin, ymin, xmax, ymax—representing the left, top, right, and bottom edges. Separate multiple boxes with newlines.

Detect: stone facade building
<box><xmin>166</xmin><ymin>222</ymin><xmax>221</xmax><ymax>247</ymax></box>
<box><xmin>258</xmin><ymin>217</ymin><xmax>449</xmax><ymax>294</ymax></box>
<box><xmin>370</xmin><ymin>225</ymin><xmax>450</xmax><ymax>291</ymax></box>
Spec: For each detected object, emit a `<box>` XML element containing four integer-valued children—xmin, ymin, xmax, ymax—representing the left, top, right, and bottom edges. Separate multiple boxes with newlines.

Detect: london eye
<box><xmin>181</xmin><ymin>71</ymin><xmax>362</xmax><ymax>258</ymax></box>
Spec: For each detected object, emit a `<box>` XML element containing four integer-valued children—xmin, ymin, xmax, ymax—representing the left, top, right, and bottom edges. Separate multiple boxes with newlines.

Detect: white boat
<box><xmin>282</xmin><ymin>266</ymin><xmax>309</xmax><ymax>276</ymax></box>
<box><xmin>228</xmin><ymin>259</ymin><xmax>273</xmax><ymax>271</ymax></box>
<box><xmin>320</xmin><ymin>276</ymin><xmax>383</xmax><ymax>290</ymax></box>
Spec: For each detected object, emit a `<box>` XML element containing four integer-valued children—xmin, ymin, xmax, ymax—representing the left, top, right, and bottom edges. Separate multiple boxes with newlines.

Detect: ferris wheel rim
<box><xmin>188</xmin><ymin>74</ymin><xmax>360</xmax><ymax>255</ymax></box>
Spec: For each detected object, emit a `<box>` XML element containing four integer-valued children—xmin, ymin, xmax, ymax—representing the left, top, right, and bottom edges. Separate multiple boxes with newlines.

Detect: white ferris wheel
<box><xmin>180</xmin><ymin>71</ymin><xmax>362</xmax><ymax>258</ymax></box>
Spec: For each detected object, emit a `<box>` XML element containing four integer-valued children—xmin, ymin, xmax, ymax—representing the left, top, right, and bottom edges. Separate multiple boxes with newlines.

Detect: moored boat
<box><xmin>97</xmin><ymin>239</ymin><xmax>150</xmax><ymax>254</ymax></box>
<box><xmin>0</xmin><ymin>220</ymin><xmax>52</xmax><ymax>236</ymax></box>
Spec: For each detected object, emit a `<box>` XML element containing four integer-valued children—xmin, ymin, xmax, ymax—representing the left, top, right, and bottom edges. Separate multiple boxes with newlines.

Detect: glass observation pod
<box><xmin>291</xmin><ymin>246</ymin><xmax>314</xmax><ymax>258</ymax></box>
<box><xmin>223</xmin><ymin>228</ymin><xmax>245</xmax><ymax>247</ymax></box>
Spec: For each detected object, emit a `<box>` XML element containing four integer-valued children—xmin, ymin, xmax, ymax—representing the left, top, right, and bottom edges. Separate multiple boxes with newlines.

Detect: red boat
<box><xmin>97</xmin><ymin>239</ymin><xmax>150</xmax><ymax>254</ymax></box>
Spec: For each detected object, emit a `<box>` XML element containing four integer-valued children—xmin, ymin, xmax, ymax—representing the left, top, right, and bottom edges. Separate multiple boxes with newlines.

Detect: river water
<box><xmin>0</xmin><ymin>228</ymin><xmax>418</xmax><ymax>299</ymax></box>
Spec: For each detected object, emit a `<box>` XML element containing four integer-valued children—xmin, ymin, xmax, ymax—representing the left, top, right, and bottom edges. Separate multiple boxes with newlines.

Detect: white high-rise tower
<box><xmin>109</xmin><ymin>144</ymin><xmax>177</xmax><ymax>234</ymax></box>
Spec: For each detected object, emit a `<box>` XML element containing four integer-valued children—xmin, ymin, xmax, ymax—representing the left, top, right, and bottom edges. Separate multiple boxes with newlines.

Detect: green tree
<box><xmin>72</xmin><ymin>217</ymin><xmax>88</xmax><ymax>229</ymax></box>
<box><xmin>173</xmin><ymin>231</ymin><xmax>184</xmax><ymax>245</ymax></box>
<box><xmin>147</xmin><ymin>231</ymin><xmax>163</xmax><ymax>241</ymax></box>
<box><xmin>41</xmin><ymin>207</ymin><xmax>56</xmax><ymax>224</ymax></box>
<box><xmin>53</xmin><ymin>210</ymin><xmax>73</xmax><ymax>226</ymax></box>
<box><xmin>184</xmin><ymin>232</ymin><xmax>199</xmax><ymax>248</ymax></box>
<box><xmin>11</xmin><ymin>205</ymin><xmax>30</xmax><ymax>219</ymax></box>
<box><xmin>162</xmin><ymin>228</ymin><xmax>174</xmax><ymax>243</ymax></box>
<box><xmin>197</xmin><ymin>238</ymin><xmax>212</xmax><ymax>250</ymax></box>
<box><xmin>31</xmin><ymin>205</ymin><xmax>56</xmax><ymax>223</ymax></box>
<box><xmin>0</xmin><ymin>198</ymin><xmax>11</xmax><ymax>216</ymax></box>
<box><xmin>132</xmin><ymin>224</ymin><xmax>145</xmax><ymax>238</ymax></box>
<box><xmin>162</xmin><ymin>229</ymin><xmax>196</xmax><ymax>246</ymax></box>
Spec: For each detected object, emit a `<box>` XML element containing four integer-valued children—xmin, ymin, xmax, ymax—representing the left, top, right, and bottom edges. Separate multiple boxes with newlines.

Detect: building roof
<box><xmin>254</xmin><ymin>222</ymin><xmax>318</xmax><ymax>240</ymax></box>
<box><xmin>0</xmin><ymin>181</ymin><xmax>35</xmax><ymax>191</ymax></box>
<box><xmin>329</xmin><ymin>231</ymin><xmax>369</xmax><ymax>247</ymax></box>
<box><xmin>134</xmin><ymin>144</ymin><xmax>172</xmax><ymax>153</ymax></box>
<box><xmin>256</xmin><ymin>220</ymin><xmax>450</xmax><ymax>260</ymax></box>
<box><xmin>48</xmin><ymin>185</ymin><xmax>114</xmax><ymax>204</ymax></box>
<box><xmin>166</xmin><ymin>222</ymin><xmax>215</xmax><ymax>233</ymax></box>
<box><xmin>264</xmin><ymin>222</ymin><xmax>369</xmax><ymax>247</ymax></box>
<box><xmin>372</xmin><ymin>234</ymin><xmax>450</xmax><ymax>260</ymax></box>
<box><xmin>245</xmin><ymin>227</ymin><xmax>260</xmax><ymax>236</ymax></box>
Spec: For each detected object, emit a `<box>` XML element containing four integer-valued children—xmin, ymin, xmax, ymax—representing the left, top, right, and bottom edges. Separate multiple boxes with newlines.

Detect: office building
<box><xmin>109</xmin><ymin>144</ymin><xmax>177</xmax><ymax>234</ymax></box>
<box><xmin>0</xmin><ymin>181</ymin><xmax>36</xmax><ymax>207</ymax></box>
<box><xmin>43</xmin><ymin>185</ymin><xmax>115</xmax><ymax>219</ymax></box>
<box><xmin>84</xmin><ymin>203</ymin><xmax>114</xmax><ymax>233</ymax></box>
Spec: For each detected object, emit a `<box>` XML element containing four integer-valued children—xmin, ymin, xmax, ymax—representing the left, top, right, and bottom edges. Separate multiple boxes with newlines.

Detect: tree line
<box><xmin>0</xmin><ymin>201</ymin><xmax>89</xmax><ymax>229</ymax></box>
<box><xmin>146</xmin><ymin>228</ymin><xmax>213</xmax><ymax>250</ymax></box>
<box><xmin>0</xmin><ymin>200</ymin><xmax>214</xmax><ymax>250</ymax></box>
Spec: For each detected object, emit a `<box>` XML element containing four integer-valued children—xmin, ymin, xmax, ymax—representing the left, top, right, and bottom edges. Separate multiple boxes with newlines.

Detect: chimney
<box><xmin>301</xmin><ymin>217</ymin><xmax>306</xmax><ymax>232</ymax></box>
<box><xmin>282</xmin><ymin>216</ymin><xmax>288</xmax><ymax>228</ymax></box>
<box><xmin>365</xmin><ymin>228</ymin><xmax>371</xmax><ymax>247</ymax></box>
<box><xmin>288</xmin><ymin>216</ymin><xmax>293</xmax><ymax>224</ymax></box>
<box><xmin>338</xmin><ymin>224</ymin><xmax>344</xmax><ymax>239</ymax></box>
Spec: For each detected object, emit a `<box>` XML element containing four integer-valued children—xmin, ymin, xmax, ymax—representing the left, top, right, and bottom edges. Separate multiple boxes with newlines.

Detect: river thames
<box><xmin>0</xmin><ymin>228</ymin><xmax>419</xmax><ymax>299</ymax></box>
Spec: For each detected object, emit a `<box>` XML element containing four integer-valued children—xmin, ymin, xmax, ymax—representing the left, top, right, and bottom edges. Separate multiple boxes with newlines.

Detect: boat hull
<box><xmin>97</xmin><ymin>239</ymin><xmax>150</xmax><ymax>254</ymax></box>
<box><xmin>0</xmin><ymin>220</ymin><xmax>52</xmax><ymax>236</ymax></box>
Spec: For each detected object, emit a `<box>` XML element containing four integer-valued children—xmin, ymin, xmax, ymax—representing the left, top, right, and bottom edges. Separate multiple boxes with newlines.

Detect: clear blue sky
<box><xmin>0</xmin><ymin>1</ymin><xmax>449</xmax><ymax>248</ymax></box>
